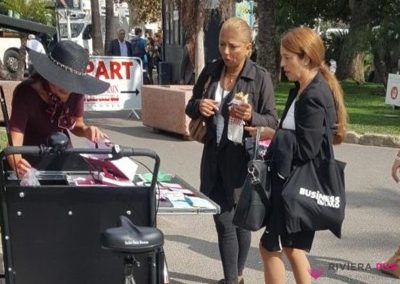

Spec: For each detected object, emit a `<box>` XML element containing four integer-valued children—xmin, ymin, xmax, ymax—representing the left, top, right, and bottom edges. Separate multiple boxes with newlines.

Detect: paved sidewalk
<box><xmin>81</xmin><ymin>111</ymin><xmax>400</xmax><ymax>284</ymax></box>
<box><xmin>0</xmin><ymin>110</ymin><xmax>398</xmax><ymax>284</ymax></box>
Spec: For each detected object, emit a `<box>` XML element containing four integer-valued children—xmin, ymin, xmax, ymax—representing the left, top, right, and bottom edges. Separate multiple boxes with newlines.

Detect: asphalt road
<box><xmin>73</xmin><ymin>110</ymin><xmax>400</xmax><ymax>284</ymax></box>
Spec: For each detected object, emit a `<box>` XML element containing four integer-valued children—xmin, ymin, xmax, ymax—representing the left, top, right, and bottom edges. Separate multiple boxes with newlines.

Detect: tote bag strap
<box><xmin>322</xmin><ymin>107</ymin><xmax>336</xmax><ymax>160</ymax></box>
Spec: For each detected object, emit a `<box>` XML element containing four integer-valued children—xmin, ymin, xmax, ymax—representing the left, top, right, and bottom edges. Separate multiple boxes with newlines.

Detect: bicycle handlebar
<box><xmin>2</xmin><ymin>145</ymin><xmax>159</xmax><ymax>161</ymax></box>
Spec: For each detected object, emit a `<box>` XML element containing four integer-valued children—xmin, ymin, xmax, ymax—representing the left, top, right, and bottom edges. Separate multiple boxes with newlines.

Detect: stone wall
<box><xmin>142</xmin><ymin>85</ymin><xmax>193</xmax><ymax>136</ymax></box>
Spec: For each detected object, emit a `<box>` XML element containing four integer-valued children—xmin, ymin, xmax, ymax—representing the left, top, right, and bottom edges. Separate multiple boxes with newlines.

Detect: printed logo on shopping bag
<box><xmin>299</xmin><ymin>187</ymin><xmax>341</xmax><ymax>208</ymax></box>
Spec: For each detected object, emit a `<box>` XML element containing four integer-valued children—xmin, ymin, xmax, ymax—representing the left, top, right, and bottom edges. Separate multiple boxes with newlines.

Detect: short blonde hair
<box><xmin>220</xmin><ymin>17</ymin><xmax>252</xmax><ymax>44</ymax></box>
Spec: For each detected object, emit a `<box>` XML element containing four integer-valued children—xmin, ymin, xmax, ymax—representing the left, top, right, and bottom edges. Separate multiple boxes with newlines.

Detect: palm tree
<box><xmin>182</xmin><ymin>0</ymin><xmax>234</xmax><ymax>80</ymax></box>
<box><xmin>104</xmin><ymin>0</ymin><xmax>115</xmax><ymax>55</ymax></box>
<box><xmin>257</xmin><ymin>0</ymin><xmax>279</xmax><ymax>85</ymax></box>
<box><xmin>91</xmin><ymin>0</ymin><xmax>104</xmax><ymax>55</ymax></box>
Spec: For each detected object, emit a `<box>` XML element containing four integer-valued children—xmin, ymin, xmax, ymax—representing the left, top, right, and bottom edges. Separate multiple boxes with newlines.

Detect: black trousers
<box><xmin>210</xmin><ymin>179</ymin><xmax>251</xmax><ymax>282</ymax></box>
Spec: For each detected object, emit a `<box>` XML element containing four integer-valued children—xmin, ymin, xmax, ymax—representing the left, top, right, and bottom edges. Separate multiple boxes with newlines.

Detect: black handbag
<box><xmin>281</xmin><ymin>116</ymin><xmax>346</xmax><ymax>238</ymax></box>
<box><xmin>233</xmin><ymin>129</ymin><xmax>271</xmax><ymax>231</ymax></box>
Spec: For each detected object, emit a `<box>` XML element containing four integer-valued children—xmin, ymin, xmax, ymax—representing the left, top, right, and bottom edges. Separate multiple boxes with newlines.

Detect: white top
<box><xmin>26</xmin><ymin>39</ymin><xmax>46</xmax><ymax>54</ymax></box>
<box><xmin>215</xmin><ymin>83</ymin><xmax>230</xmax><ymax>144</ymax></box>
<box><xmin>118</xmin><ymin>40</ymin><xmax>128</xmax><ymax>57</ymax></box>
<box><xmin>26</xmin><ymin>39</ymin><xmax>46</xmax><ymax>64</ymax></box>
<box><xmin>281</xmin><ymin>98</ymin><xmax>296</xmax><ymax>130</ymax></box>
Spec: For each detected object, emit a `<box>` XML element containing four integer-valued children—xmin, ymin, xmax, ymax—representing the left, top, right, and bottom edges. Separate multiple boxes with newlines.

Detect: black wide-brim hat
<box><xmin>28</xmin><ymin>40</ymin><xmax>110</xmax><ymax>95</ymax></box>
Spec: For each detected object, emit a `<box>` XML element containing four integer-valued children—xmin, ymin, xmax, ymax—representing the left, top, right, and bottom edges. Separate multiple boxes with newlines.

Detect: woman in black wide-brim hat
<box><xmin>8</xmin><ymin>40</ymin><xmax>110</xmax><ymax>176</ymax></box>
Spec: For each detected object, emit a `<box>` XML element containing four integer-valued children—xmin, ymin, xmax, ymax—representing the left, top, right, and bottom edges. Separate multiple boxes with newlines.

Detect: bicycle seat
<box><xmin>101</xmin><ymin>216</ymin><xmax>164</xmax><ymax>254</ymax></box>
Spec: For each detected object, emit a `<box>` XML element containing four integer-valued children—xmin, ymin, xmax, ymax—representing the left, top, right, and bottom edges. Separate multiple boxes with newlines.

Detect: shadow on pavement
<box><xmin>165</xmin><ymin>234</ymin><xmax>263</xmax><ymax>272</ymax></box>
<box><xmin>84</xmin><ymin>111</ymin><xmax>190</xmax><ymax>142</ymax></box>
<box><xmin>168</xmin><ymin>271</ymin><xmax>217</xmax><ymax>284</ymax></box>
<box><xmin>167</xmin><ymin>233</ymin><xmax>398</xmax><ymax>283</ymax></box>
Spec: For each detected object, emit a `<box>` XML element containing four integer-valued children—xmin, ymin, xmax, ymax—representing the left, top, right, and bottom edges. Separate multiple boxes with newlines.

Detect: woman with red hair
<box><xmin>259</xmin><ymin>27</ymin><xmax>347</xmax><ymax>284</ymax></box>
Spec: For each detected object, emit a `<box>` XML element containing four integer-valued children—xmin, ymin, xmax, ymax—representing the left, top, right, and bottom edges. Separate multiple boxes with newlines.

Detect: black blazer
<box><xmin>106</xmin><ymin>39</ymin><xmax>133</xmax><ymax>57</ymax></box>
<box><xmin>268</xmin><ymin>72</ymin><xmax>337</xmax><ymax>178</ymax></box>
<box><xmin>185</xmin><ymin>58</ymin><xmax>278</xmax><ymax>207</ymax></box>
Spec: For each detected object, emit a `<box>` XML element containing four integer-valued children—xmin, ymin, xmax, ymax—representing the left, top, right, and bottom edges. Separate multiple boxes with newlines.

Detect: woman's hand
<box><xmin>230</xmin><ymin>102</ymin><xmax>252</xmax><ymax>121</ymax></box>
<box><xmin>244</xmin><ymin>126</ymin><xmax>275</xmax><ymax>140</ymax></box>
<box><xmin>199</xmin><ymin>99</ymin><xmax>219</xmax><ymax>117</ymax></box>
<box><xmin>15</xmin><ymin>158</ymin><xmax>32</xmax><ymax>177</ymax></box>
<box><xmin>85</xmin><ymin>126</ymin><xmax>109</xmax><ymax>142</ymax></box>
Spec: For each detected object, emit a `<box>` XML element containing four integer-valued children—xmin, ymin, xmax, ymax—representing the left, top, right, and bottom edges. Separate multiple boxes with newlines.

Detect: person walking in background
<box><xmin>26</xmin><ymin>34</ymin><xmax>46</xmax><ymax>75</ymax></box>
<box><xmin>380</xmin><ymin>149</ymin><xmax>400</xmax><ymax>278</ymax></box>
<box><xmin>154</xmin><ymin>32</ymin><xmax>163</xmax><ymax>74</ymax></box>
<box><xmin>131</xmin><ymin>28</ymin><xmax>150</xmax><ymax>84</ymax></box>
<box><xmin>186</xmin><ymin>17</ymin><xmax>278</xmax><ymax>284</ymax></box>
<box><xmin>106</xmin><ymin>28</ymin><xmax>133</xmax><ymax>57</ymax></box>
<box><xmin>180</xmin><ymin>33</ymin><xmax>195</xmax><ymax>85</ymax></box>
<box><xmin>259</xmin><ymin>27</ymin><xmax>347</xmax><ymax>284</ymax></box>
<box><xmin>146</xmin><ymin>37</ymin><xmax>160</xmax><ymax>84</ymax></box>
<box><xmin>392</xmin><ymin>149</ymin><xmax>400</xmax><ymax>183</ymax></box>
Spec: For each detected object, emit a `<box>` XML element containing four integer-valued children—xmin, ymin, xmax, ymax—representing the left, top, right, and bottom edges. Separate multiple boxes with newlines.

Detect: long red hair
<box><xmin>281</xmin><ymin>27</ymin><xmax>347</xmax><ymax>144</ymax></box>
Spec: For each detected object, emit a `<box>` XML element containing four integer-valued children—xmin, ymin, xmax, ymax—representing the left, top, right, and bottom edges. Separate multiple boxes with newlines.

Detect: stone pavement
<box><xmin>80</xmin><ymin>111</ymin><xmax>400</xmax><ymax>284</ymax></box>
<box><xmin>345</xmin><ymin>131</ymin><xmax>400</xmax><ymax>148</ymax></box>
<box><xmin>0</xmin><ymin>110</ymin><xmax>399</xmax><ymax>284</ymax></box>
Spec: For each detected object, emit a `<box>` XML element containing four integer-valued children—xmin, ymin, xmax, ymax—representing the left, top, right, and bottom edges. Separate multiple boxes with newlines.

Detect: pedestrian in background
<box><xmin>186</xmin><ymin>17</ymin><xmax>278</xmax><ymax>284</ymax></box>
<box><xmin>381</xmin><ymin>149</ymin><xmax>400</xmax><ymax>278</ymax></box>
<box><xmin>180</xmin><ymin>33</ymin><xmax>195</xmax><ymax>85</ymax></box>
<box><xmin>106</xmin><ymin>28</ymin><xmax>133</xmax><ymax>57</ymax></box>
<box><xmin>131</xmin><ymin>28</ymin><xmax>150</xmax><ymax>84</ymax></box>
<box><xmin>146</xmin><ymin>36</ymin><xmax>160</xmax><ymax>84</ymax></box>
<box><xmin>259</xmin><ymin>27</ymin><xmax>347</xmax><ymax>284</ymax></box>
<box><xmin>26</xmin><ymin>34</ymin><xmax>46</xmax><ymax>75</ymax></box>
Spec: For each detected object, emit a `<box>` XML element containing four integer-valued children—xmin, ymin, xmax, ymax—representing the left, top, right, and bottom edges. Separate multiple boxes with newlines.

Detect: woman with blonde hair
<box><xmin>259</xmin><ymin>27</ymin><xmax>347</xmax><ymax>283</ymax></box>
<box><xmin>186</xmin><ymin>17</ymin><xmax>278</xmax><ymax>284</ymax></box>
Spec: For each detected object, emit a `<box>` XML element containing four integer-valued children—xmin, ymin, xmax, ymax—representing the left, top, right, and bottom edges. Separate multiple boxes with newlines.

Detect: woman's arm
<box><xmin>185</xmin><ymin>64</ymin><xmax>216</xmax><ymax>119</ymax></box>
<box><xmin>292</xmin><ymin>89</ymin><xmax>329</xmax><ymax>163</ymax></box>
<box><xmin>7</xmin><ymin>131</ymin><xmax>32</xmax><ymax>176</ymax></box>
<box><xmin>70</xmin><ymin>116</ymin><xmax>109</xmax><ymax>142</ymax></box>
<box><xmin>250</xmin><ymin>69</ymin><xmax>279</xmax><ymax>128</ymax></box>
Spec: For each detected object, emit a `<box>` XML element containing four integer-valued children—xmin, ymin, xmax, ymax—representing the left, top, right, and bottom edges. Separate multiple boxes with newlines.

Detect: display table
<box><xmin>141</xmin><ymin>85</ymin><xmax>193</xmax><ymax>137</ymax></box>
<box><xmin>153</xmin><ymin>175</ymin><xmax>219</xmax><ymax>215</ymax></box>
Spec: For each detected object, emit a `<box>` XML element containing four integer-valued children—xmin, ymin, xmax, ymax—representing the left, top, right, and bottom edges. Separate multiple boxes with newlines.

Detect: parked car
<box><xmin>0</xmin><ymin>14</ymin><xmax>57</xmax><ymax>74</ymax></box>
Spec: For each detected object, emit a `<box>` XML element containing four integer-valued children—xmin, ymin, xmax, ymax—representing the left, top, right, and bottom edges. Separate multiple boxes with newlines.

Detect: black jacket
<box><xmin>106</xmin><ymin>39</ymin><xmax>133</xmax><ymax>57</ymax></box>
<box><xmin>185</xmin><ymin>58</ymin><xmax>278</xmax><ymax>207</ymax></box>
<box><xmin>266</xmin><ymin>72</ymin><xmax>338</xmax><ymax>234</ymax></box>
<box><xmin>268</xmin><ymin>72</ymin><xmax>337</xmax><ymax>178</ymax></box>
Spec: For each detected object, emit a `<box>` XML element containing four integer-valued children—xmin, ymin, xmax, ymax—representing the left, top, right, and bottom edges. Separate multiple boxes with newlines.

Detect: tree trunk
<box><xmin>194</xmin><ymin>0</ymin><xmax>206</xmax><ymax>81</ymax></box>
<box><xmin>351</xmin><ymin>53</ymin><xmax>365</xmax><ymax>84</ymax></box>
<box><xmin>16</xmin><ymin>36</ymin><xmax>28</xmax><ymax>80</ymax></box>
<box><xmin>128</xmin><ymin>0</ymin><xmax>141</xmax><ymax>29</ymax></box>
<box><xmin>372</xmin><ymin>44</ymin><xmax>388</xmax><ymax>85</ymax></box>
<box><xmin>104</xmin><ymin>0</ymin><xmax>115</xmax><ymax>54</ymax></box>
<box><xmin>195</xmin><ymin>28</ymin><xmax>205</xmax><ymax>80</ymax></box>
<box><xmin>91</xmin><ymin>0</ymin><xmax>104</xmax><ymax>55</ymax></box>
<box><xmin>336</xmin><ymin>0</ymin><xmax>371</xmax><ymax>83</ymax></box>
<box><xmin>256</xmin><ymin>0</ymin><xmax>278</xmax><ymax>86</ymax></box>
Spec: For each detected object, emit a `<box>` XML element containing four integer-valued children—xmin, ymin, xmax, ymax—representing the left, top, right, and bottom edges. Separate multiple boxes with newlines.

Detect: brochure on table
<box><xmin>136</xmin><ymin>173</ymin><xmax>220</xmax><ymax>215</ymax></box>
